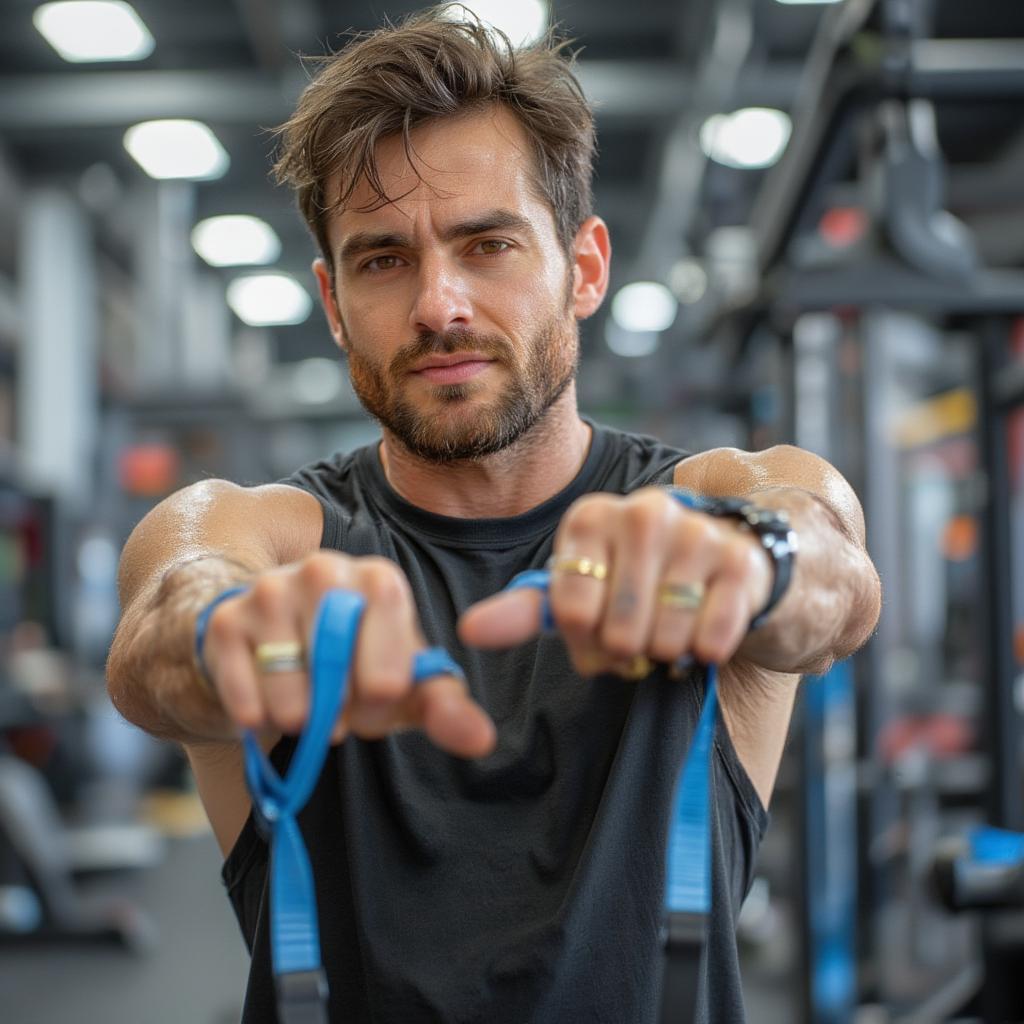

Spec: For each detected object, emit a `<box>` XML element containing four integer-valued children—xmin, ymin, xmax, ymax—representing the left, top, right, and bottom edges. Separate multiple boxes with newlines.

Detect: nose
<box><xmin>408</xmin><ymin>256</ymin><xmax>473</xmax><ymax>336</ymax></box>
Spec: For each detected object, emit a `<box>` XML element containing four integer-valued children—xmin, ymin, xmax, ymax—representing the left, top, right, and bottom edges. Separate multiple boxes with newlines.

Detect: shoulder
<box><xmin>673</xmin><ymin>444</ymin><xmax>865</xmax><ymax>543</ymax></box>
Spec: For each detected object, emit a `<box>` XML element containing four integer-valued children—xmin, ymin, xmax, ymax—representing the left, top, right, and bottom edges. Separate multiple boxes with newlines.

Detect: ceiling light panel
<box><xmin>34</xmin><ymin>1</ymin><xmax>154</xmax><ymax>63</ymax></box>
<box><xmin>123</xmin><ymin>120</ymin><xmax>230</xmax><ymax>181</ymax></box>
<box><xmin>226</xmin><ymin>274</ymin><xmax>313</xmax><ymax>327</ymax></box>
<box><xmin>700</xmin><ymin>108</ymin><xmax>793</xmax><ymax>170</ymax></box>
<box><xmin>192</xmin><ymin>216</ymin><xmax>281</xmax><ymax>268</ymax></box>
<box><xmin>611</xmin><ymin>282</ymin><xmax>678</xmax><ymax>334</ymax></box>
<box><xmin>445</xmin><ymin>0</ymin><xmax>549</xmax><ymax>47</ymax></box>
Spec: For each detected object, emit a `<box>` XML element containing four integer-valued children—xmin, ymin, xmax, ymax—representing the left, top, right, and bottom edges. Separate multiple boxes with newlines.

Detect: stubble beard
<box><xmin>345</xmin><ymin>309</ymin><xmax>579</xmax><ymax>464</ymax></box>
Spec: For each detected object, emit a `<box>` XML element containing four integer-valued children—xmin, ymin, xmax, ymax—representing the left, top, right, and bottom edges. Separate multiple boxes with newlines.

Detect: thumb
<box><xmin>458</xmin><ymin>587</ymin><xmax>547</xmax><ymax>649</ymax></box>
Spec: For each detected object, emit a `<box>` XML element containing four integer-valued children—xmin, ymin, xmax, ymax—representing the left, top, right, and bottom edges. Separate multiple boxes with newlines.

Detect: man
<box><xmin>108</xmin><ymin>8</ymin><xmax>880</xmax><ymax>1022</ymax></box>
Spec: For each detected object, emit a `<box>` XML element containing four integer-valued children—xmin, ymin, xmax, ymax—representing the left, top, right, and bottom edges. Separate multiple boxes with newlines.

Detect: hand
<box><xmin>201</xmin><ymin>552</ymin><xmax>496</xmax><ymax>757</ymax></box>
<box><xmin>459</xmin><ymin>487</ymin><xmax>773</xmax><ymax>674</ymax></box>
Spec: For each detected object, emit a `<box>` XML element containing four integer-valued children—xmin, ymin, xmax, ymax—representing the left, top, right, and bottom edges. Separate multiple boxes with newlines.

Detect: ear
<box><xmin>571</xmin><ymin>216</ymin><xmax>611</xmax><ymax>320</ymax></box>
<box><xmin>312</xmin><ymin>257</ymin><xmax>348</xmax><ymax>352</ymax></box>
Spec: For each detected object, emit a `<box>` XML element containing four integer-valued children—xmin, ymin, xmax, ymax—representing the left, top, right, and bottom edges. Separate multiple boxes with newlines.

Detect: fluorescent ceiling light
<box><xmin>445</xmin><ymin>0</ymin><xmax>549</xmax><ymax>47</ymax></box>
<box><xmin>611</xmin><ymin>281</ymin><xmax>678</xmax><ymax>334</ymax></box>
<box><xmin>226</xmin><ymin>274</ymin><xmax>312</xmax><ymax>327</ymax></box>
<box><xmin>700</xmin><ymin>108</ymin><xmax>792</xmax><ymax>170</ymax></box>
<box><xmin>605</xmin><ymin>322</ymin><xmax>660</xmax><ymax>359</ymax></box>
<box><xmin>123</xmin><ymin>120</ymin><xmax>229</xmax><ymax>181</ymax></box>
<box><xmin>191</xmin><ymin>216</ymin><xmax>281</xmax><ymax>268</ymax></box>
<box><xmin>33</xmin><ymin>1</ymin><xmax>154</xmax><ymax>63</ymax></box>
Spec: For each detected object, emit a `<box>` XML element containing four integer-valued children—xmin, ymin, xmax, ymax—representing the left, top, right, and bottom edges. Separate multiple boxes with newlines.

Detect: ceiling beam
<box><xmin>0</xmin><ymin>63</ymin><xmax>802</xmax><ymax>131</ymax></box>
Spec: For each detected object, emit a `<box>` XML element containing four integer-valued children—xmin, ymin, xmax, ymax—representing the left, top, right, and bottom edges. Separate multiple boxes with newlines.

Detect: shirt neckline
<box><xmin>355</xmin><ymin>420</ymin><xmax>610</xmax><ymax>547</ymax></box>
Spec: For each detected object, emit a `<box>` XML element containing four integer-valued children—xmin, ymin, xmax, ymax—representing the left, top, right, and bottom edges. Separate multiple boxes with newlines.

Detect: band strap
<box><xmin>242</xmin><ymin>589</ymin><xmax>465</xmax><ymax>1024</ymax></box>
<box><xmin>504</xmin><ymin>569</ymin><xmax>716</xmax><ymax>1023</ymax></box>
<box><xmin>193</xmin><ymin>585</ymin><xmax>250</xmax><ymax>687</ymax></box>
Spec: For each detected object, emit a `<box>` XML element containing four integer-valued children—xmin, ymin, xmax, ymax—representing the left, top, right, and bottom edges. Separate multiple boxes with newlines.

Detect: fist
<box><xmin>459</xmin><ymin>488</ymin><xmax>772</xmax><ymax>674</ymax></box>
<box><xmin>201</xmin><ymin>551</ymin><xmax>495</xmax><ymax>757</ymax></box>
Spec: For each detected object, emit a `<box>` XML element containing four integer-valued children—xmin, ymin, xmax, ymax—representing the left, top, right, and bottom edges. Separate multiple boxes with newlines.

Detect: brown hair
<box><xmin>271</xmin><ymin>4</ymin><xmax>596</xmax><ymax>270</ymax></box>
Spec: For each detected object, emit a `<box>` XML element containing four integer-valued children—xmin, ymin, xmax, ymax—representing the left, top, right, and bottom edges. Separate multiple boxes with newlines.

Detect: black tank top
<box><xmin>222</xmin><ymin>422</ymin><xmax>767</xmax><ymax>1023</ymax></box>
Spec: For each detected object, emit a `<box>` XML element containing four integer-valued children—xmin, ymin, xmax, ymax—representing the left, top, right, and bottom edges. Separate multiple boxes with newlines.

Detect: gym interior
<box><xmin>1</xmin><ymin>1</ymin><xmax>1023</xmax><ymax>1022</ymax></box>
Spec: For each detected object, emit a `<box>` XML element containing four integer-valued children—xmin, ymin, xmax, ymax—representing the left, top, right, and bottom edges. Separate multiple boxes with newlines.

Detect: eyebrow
<box><xmin>337</xmin><ymin>209</ymin><xmax>534</xmax><ymax>265</ymax></box>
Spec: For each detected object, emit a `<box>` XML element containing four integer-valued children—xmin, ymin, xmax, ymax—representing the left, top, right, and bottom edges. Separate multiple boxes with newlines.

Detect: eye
<box><xmin>363</xmin><ymin>254</ymin><xmax>404</xmax><ymax>272</ymax></box>
<box><xmin>473</xmin><ymin>239</ymin><xmax>511</xmax><ymax>256</ymax></box>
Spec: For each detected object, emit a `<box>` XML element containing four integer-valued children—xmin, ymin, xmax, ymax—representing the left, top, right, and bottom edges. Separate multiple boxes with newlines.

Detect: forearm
<box><xmin>736</xmin><ymin>486</ymin><xmax>880</xmax><ymax>675</ymax></box>
<box><xmin>106</xmin><ymin>555</ymin><xmax>256</xmax><ymax>744</ymax></box>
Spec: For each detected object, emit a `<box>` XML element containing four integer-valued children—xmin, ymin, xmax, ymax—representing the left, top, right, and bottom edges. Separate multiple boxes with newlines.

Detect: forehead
<box><xmin>327</xmin><ymin>106</ymin><xmax>553</xmax><ymax>245</ymax></box>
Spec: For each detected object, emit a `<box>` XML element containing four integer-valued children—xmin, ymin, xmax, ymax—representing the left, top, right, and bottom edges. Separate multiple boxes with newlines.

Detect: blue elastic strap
<box><xmin>194</xmin><ymin>585</ymin><xmax>250</xmax><ymax>684</ymax></box>
<box><xmin>664</xmin><ymin>664</ymin><xmax>717</xmax><ymax>915</ymax></box>
<box><xmin>503</xmin><ymin>569</ymin><xmax>717</xmax><ymax>918</ymax></box>
<box><xmin>242</xmin><ymin>589</ymin><xmax>465</xmax><ymax>1019</ymax></box>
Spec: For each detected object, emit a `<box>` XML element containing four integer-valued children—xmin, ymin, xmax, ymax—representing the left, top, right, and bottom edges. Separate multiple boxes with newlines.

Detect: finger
<box><xmin>348</xmin><ymin>559</ymin><xmax>418</xmax><ymax>732</ymax></box>
<box><xmin>549</xmin><ymin>501</ymin><xmax>614</xmax><ymax>650</ymax></box>
<box><xmin>692</xmin><ymin>575</ymin><xmax>752</xmax><ymax>665</ymax></box>
<box><xmin>458</xmin><ymin>587</ymin><xmax>547</xmax><ymax>649</ymax></box>
<box><xmin>211</xmin><ymin>634</ymin><xmax>266</xmax><ymax>731</ymax></box>
<box><xmin>599</xmin><ymin>495</ymin><xmax>670</xmax><ymax>660</ymax></box>
<box><xmin>648</xmin><ymin>523</ymin><xmax>718</xmax><ymax>663</ymax></box>
<box><xmin>247</xmin><ymin>578</ymin><xmax>310</xmax><ymax>734</ymax></box>
<box><xmin>394</xmin><ymin>674</ymin><xmax>496</xmax><ymax>758</ymax></box>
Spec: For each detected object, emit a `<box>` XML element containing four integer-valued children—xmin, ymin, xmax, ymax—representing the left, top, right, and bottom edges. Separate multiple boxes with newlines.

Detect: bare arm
<box><xmin>108</xmin><ymin>477</ymin><xmax>494</xmax><ymax>857</ymax></box>
<box><xmin>107</xmin><ymin>479</ymin><xmax>323</xmax><ymax>744</ymax></box>
<box><xmin>673</xmin><ymin>445</ymin><xmax>881</xmax><ymax>805</ymax></box>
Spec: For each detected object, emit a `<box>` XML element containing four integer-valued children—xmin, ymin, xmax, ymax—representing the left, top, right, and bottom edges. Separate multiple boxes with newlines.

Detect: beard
<box><xmin>344</xmin><ymin>309</ymin><xmax>579</xmax><ymax>464</ymax></box>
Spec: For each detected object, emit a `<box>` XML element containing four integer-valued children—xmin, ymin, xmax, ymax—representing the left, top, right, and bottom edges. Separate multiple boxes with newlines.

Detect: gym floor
<box><xmin>0</xmin><ymin>832</ymin><xmax>248</xmax><ymax>1024</ymax></box>
<box><xmin>0</xmin><ymin>823</ymin><xmax>793</xmax><ymax>1024</ymax></box>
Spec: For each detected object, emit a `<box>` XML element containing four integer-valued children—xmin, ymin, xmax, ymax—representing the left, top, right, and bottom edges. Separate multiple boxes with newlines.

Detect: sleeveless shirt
<box><xmin>221</xmin><ymin>421</ymin><xmax>768</xmax><ymax>1023</ymax></box>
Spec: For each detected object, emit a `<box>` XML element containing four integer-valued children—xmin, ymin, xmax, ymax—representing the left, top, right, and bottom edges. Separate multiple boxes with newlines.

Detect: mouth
<box><xmin>411</xmin><ymin>353</ymin><xmax>496</xmax><ymax>385</ymax></box>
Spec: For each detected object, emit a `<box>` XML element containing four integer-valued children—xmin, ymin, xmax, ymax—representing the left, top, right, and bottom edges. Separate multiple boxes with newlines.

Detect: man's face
<box><xmin>314</xmin><ymin>106</ymin><xmax>600</xmax><ymax>463</ymax></box>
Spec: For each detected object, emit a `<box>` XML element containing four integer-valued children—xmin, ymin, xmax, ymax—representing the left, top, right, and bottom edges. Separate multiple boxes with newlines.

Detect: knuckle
<box><xmin>300</xmin><ymin>550</ymin><xmax>346</xmax><ymax>589</ymax></box>
<box><xmin>272</xmin><ymin>704</ymin><xmax>307</xmax><ymax>734</ymax></box>
<box><xmin>680</xmin><ymin>513</ymin><xmax>715</xmax><ymax>551</ymax></box>
<box><xmin>358</xmin><ymin>559</ymin><xmax>410</xmax><ymax>606</ymax></box>
<box><xmin>724</xmin><ymin>536</ymin><xmax>759</xmax><ymax>578</ymax></box>
<box><xmin>553</xmin><ymin>601</ymin><xmax>598</xmax><ymax>636</ymax></box>
<box><xmin>649</xmin><ymin>630</ymin><xmax>684</xmax><ymax>663</ymax></box>
<box><xmin>250</xmin><ymin>575</ymin><xmax>289</xmax><ymax>616</ymax></box>
<box><xmin>359</xmin><ymin>668</ymin><xmax>408</xmax><ymax>702</ymax></box>
<box><xmin>560</xmin><ymin>495</ymin><xmax>611</xmax><ymax>539</ymax></box>
<box><xmin>600</xmin><ymin>624</ymin><xmax>643</xmax><ymax>660</ymax></box>
<box><xmin>623</xmin><ymin>495</ymin><xmax>665</xmax><ymax>539</ymax></box>
<box><xmin>206</xmin><ymin>604</ymin><xmax>239</xmax><ymax>644</ymax></box>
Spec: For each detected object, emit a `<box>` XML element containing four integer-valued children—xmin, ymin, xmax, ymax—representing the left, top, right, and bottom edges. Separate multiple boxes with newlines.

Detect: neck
<box><xmin>377</xmin><ymin>388</ymin><xmax>592</xmax><ymax>518</ymax></box>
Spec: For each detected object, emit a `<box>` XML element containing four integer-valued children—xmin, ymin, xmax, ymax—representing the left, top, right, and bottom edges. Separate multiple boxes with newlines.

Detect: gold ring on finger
<box><xmin>611</xmin><ymin>654</ymin><xmax>655</xmax><ymax>681</ymax></box>
<box><xmin>254</xmin><ymin>641</ymin><xmax>306</xmax><ymax>674</ymax></box>
<box><xmin>546</xmin><ymin>555</ymin><xmax>609</xmax><ymax>581</ymax></box>
<box><xmin>657</xmin><ymin>581</ymin><xmax>705</xmax><ymax>611</ymax></box>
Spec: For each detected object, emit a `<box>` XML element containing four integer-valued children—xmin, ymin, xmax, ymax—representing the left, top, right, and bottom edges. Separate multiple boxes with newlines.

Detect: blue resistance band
<box><xmin>505</xmin><ymin>570</ymin><xmax>718</xmax><ymax>924</ymax></box>
<box><xmin>243</xmin><ymin>589</ymin><xmax>464</xmax><ymax>1024</ymax></box>
<box><xmin>249</xmin><ymin>575</ymin><xmax>716</xmax><ymax>1024</ymax></box>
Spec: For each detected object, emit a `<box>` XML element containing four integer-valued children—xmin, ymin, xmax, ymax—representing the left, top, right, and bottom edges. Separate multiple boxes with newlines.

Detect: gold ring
<box><xmin>546</xmin><ymin>555</ymin><xmax>609</xmax><ymax>581</ymax></box>
<box><xmin>611</xmin><ymin>654</ymin><xmax>655</xmax><ymax>681</ymax></box>
<box><xmin>658</xmin><ymin>581</ymin><xmax>705</xmax><ymax>611</ymax></box>
<box><xmin>254</xmin><ymin>641</ymin><xmax>306</xmax><ymax>674</ymax></box>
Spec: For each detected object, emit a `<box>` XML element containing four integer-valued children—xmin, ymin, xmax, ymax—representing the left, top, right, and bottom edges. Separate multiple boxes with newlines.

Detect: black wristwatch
<box><xmin>668</xmin><ymin>491</ymin><xmax>798</xmax><ymax>629</ymax></box>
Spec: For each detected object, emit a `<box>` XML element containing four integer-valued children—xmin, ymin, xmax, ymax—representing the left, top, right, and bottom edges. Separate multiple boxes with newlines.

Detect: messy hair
<box><xmin>271</xmin><ymin>4</ymin><xmax>596</xmax><ymax>270</ymax></box>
